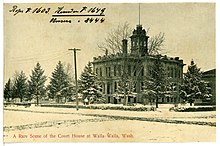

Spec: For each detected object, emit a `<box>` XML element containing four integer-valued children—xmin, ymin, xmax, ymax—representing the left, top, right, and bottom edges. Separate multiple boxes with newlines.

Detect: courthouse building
<box><xmin>92</xmin><ymin>25</ymin><xmax>185</xmax><ymax>104</ymax></box>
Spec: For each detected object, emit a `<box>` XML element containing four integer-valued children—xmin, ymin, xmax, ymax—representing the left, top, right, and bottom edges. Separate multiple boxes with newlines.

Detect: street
<box><xmin>3</xmin><ymin>105</ymin><xmax>216</xmax><ymax>142</ymax></box>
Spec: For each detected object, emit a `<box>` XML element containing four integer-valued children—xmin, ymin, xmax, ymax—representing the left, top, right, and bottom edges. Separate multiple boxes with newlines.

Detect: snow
<box><xmin>3</xmin><ymin>105</ymin><xmax>216</xmax><ymax>142</ymax></box>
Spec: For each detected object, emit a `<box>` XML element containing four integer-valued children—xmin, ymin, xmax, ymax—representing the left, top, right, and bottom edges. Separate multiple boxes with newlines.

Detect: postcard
<box><xmin>3</xmin><ymin>2</ymin><xmax>216</xmax><ymax>143</ymax></box>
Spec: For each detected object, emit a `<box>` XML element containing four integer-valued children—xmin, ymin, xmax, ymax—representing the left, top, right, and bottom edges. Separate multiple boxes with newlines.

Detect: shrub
<box><xmin>169</xmin><ymin>106</ymin><xmax>215</xmax><ymax>112</ymax></box>
<box><xmin>40</xmin><ymin>104</ymin><xmax>156</xmax><ymax>111</ymax></box>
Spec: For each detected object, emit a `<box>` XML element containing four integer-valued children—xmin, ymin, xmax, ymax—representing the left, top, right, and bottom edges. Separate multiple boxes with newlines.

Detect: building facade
<box><xmin>92</xmin><ymin>25</ymin><xmax>185</xmax><ymax>104</ymax></box>
<box><xmin>202</xmin><ymin>69</ymin><xmax>216</xmax><ymax>105</ymax></box>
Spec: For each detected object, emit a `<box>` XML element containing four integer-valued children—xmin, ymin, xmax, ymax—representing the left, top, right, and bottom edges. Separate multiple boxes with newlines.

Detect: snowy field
<box><xmin>3</xmin><ymin>105</ymin><xmax>216</xmax><ymax>142</ymax></box>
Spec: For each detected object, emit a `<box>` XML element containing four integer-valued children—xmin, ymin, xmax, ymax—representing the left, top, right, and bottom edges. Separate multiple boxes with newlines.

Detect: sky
<box><xmin>3</xmin><ymin>3</ymin><xmax>215</xmax><ymax>84</ymax></box>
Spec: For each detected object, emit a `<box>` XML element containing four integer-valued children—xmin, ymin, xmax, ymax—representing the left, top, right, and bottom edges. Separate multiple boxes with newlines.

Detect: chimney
<box><xmin>122</xmin><ymin>39</ymin><xmax>128</xmax><ymax>54</ymax></box>
<box><xmin>105</xmin><ymin>49</ymin><xmax>108</xmax><ymax>56</ymax></box>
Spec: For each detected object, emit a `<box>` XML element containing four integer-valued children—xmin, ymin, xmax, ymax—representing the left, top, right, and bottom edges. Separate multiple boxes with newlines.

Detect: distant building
<box><xmin>202</xmin><ymin>69</ymin><xmax>216</xmax><ymax>105</ymax></box>
<box><xmin>92</xmin><ymin>25</ymin><xmax>185</xmax><ymax>104</ymax></box>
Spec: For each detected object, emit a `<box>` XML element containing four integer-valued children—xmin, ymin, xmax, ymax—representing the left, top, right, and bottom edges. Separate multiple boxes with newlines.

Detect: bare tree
<box><xmin>148</xmin><ymin>32</ymin><xmax>165</xmax><ymax>55</ymax></box>
<box><xmin>64</xmin><ymin>63</ymin><xmax>74</xmax><ymax>82</ymax></box>
<box><xmin>98</xmin><ymin>22</ymin><xmax>165</xmax><ymax>55</ymax></box>
<box><xmin>97</xmin><ymin>22</ymin><xmax>132</xmax><ymax>54</ymax></box>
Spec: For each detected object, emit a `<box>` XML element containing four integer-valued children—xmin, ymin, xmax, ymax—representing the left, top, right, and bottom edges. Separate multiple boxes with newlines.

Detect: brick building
<box><xmin>92</xmin><ymin>25</ymin><xmax>185</xmax><ymax>104</ymax></box>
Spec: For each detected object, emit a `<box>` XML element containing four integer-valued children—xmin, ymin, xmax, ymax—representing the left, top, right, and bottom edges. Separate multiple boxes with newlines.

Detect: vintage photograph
<box><xmin>3</xmin><ymin>3</ymin><xmax>216</xmax><ymax>142</ymax></box>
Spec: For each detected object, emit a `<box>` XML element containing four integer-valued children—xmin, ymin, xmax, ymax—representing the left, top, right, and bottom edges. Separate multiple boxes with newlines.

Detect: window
<box><xmin>100</xmin><ymin>84</ymin><xmax>103</xmax><ymax>92</ymax></box>
<box><xmin>106</xmin><ymin>67</ymin><xmax>108</xmax><ymax>77</ymax></box>
<box><xmin>171</xmin><ymin>68</ymin><xmax>174</xmax><ymax>78</ymax></box>
<box><xmin>107</xmin><ymin>83</ymin><xmax>111</xmax><ymax>94</ymax></box>
<box><xmin>114</xmin><ymin>65</ymin><xmax>117</xmax><ymax>76</ymax></box>
<box><xmin>108</xmin><ymin>67</ymin><xmax>111</xmax><ymax>77</ymax></box>
<box><xmin>128</xmin><ymin>96</ymin><xmax>131</xmax><ymax>102</ymax></box>
<box><xmin>167</xmin><ymin>67</ymin><xmax>170</xmax><ymax>77</ymax></box>
<box><xmin>100</xmin><ymin>67</ymin><xmax>102</xmax><ymax>76</ymax></box>
<box><xmin>175</xmin><ymin>68</ymin><xmax>178</xmax><ymax>78</ymax></box>
<box><xmin>128</xmin><ymin>65</ymin><xmax>131</xmax><ymax>76</ymax></box>
<box><xmin>134</xmin><ymin>84</ymin><xmax>137</xmax><ymax>92</ymax></box>
<box><xmin>106</xmin><ymin>67</ymin><xmax>111</xmax><ymax>77</ymax></box>
<box><xmin>114</xmin><ymin>82</ymin><xmax>117</xmax><ymax>92</ymax></box>
<box><xmin>96</xmin><ymin>68</ymin><xmax>98</xmax><ymax>75</ymax></box>
<box><xmin>118</xmin><ymin>65</ymin><xmax>121</xmax><ymax>76</ymax></box>
<box><xmin>141</xmin><ymin>67</ymin><xmax>144</xmax><ymax>76</ymax></box>
<box><xmin>103</xmin><ymin>83</ymin><xmax>105</xmax><ymax>93</ymax></box>
<box><xmin>141</xmin><ymin>82</ymin><xmax>144</xmax><ymax>90</ymax></box>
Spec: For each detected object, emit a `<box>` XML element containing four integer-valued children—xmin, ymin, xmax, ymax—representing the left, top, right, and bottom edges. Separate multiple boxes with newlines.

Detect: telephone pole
<box><xmin>68</xmin><ymin>48</ymin><xmax>80</xmax><ymax>111</ymax></box>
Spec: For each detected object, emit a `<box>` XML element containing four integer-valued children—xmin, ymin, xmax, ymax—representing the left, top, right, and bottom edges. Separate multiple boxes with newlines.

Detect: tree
<box><xmin>141</xmin><ymin>56</ymin><xmax>168</xmax><ymax>108</ymax></box>
<box><xmin>78</xmin><ymin>62</ymin><xmax>102</xmax><ymax>104</ymax></box>
<box><xmin>63</xmin><ymin>63</ymin><xmax>75</xmax><ymax>102</ymax></box>
<box><xmin>48</xmin><ymin>61</ymin><xmax>72</xmax><ymax>103</ymax></box>
<box><xmin>98</xmin><ymin>22</ymin><xmax>132</xmax><ymax>54</ymax></box>
<box><xmin>116</xmin><ymin>77</ymin><xmax>132</xmax><ymax>105</ymax></box>
<box><xmin>28</xmin><ymin>62</ymin><xmax>47</xmax><ymax>105</ymax></box>
<box><xmin>12</xmin><ymin>71</ymin><xmax>28</xmax><ymax>102</ymax></box>
<box><xmin>148</xmin><ymin>32</ymin><xmax>165</xmax><ymax>55</ymax></box>
<box><xmin>140</xmin><ymin>78</ymin><xmax>156</xmax><ymax>106</ymax></box>
<box><xmin>97</xmin><ymin>22</ymin><xmax>165</xmax><ymax>55</ymax></box>
<box><xmin>181</xmin><ymin>60</ymin><xmax>212</xmax><ymax>105</ymax></box>
<box><xmin>4</xmin><ymin>78</ymin><xmax>12</xmax><ymax>102</ymax></box>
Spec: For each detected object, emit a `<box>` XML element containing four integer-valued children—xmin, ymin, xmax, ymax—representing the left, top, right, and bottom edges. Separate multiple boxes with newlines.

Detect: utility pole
<box><xmin>68</xmin><ymin>48</ymin><xmax>80</xmax><ymax>111</ymax></box>
<box><xmin>139</xmin><ymin>3</ymin><xmax>141</xmax><ymax>25</ymax></box>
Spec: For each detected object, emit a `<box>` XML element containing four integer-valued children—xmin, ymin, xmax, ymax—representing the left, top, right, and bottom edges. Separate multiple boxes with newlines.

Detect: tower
<box><xmin>130</xmin><ymin>25</ymin><xmax>149</xmax><ymax>56</ymax></box>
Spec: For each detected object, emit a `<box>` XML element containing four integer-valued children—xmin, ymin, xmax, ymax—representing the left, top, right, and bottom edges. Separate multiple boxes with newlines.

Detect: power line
<box><xmin>6</xmin><ymin>52</ymin><xmax>69</xmax><ymax>64</ymax></box>
<box><xmin>8</xmin><ymin>51</ymin><xmax>70</xmax><ymax>64</ymax></box>
<box><xmin>9</xmin><ymin>50</ymin><xmax>68</xmax><ymax>61</ymax></box>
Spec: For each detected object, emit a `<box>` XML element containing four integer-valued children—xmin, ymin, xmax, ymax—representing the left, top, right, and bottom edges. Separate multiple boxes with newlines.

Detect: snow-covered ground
<box><xmin>3</xmin><ymin>105</ymin><xmax>216</xmax><ymax>142</ymax></box>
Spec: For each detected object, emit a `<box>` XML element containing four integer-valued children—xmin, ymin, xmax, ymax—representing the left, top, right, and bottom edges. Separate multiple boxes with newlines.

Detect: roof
<box><xmin>92</xmin><ymin>53</ymin><xmax>184</xmax><ymax>65</ymax></box>
<box><xmin>203</xmin><ymin>69</ymin><xmax>216</xmax><ymax>75</ymax></box>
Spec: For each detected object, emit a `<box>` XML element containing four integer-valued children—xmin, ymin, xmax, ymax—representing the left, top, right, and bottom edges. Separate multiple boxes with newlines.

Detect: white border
<box><xmin>3</xmin><ymin>0</ymin><xmax>217</xmax><ymax>3</ymax></box>
<box><xmin>1</xmin><ymin>0</ymin><xmax>219</xmax><ymax>146</ymax></box>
